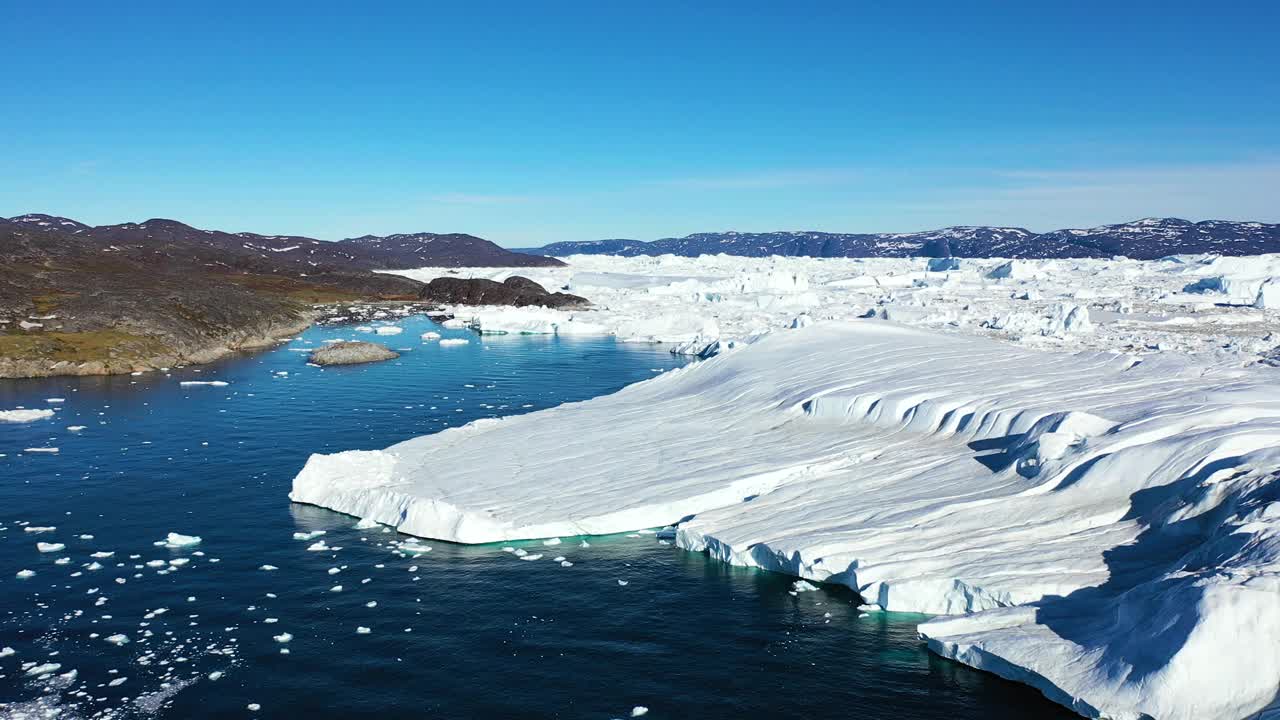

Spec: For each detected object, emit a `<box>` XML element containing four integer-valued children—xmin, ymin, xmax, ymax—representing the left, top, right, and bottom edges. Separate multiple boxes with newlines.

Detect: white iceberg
<box><xmin>292</xmin><ymin>321</ymin><xmax>1280</xmax><ymax>720</ymax></box>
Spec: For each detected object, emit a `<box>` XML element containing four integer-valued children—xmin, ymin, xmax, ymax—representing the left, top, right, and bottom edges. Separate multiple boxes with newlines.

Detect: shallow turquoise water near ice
<box><xmin>0</xmin><ymin>315</ymin><xmax>1072</xmax><ymax>719</ymax></box>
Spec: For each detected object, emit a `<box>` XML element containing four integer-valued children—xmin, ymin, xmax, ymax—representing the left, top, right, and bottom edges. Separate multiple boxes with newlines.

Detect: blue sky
<box><xmin>2</xmin><ymin>1</ymin><xmax>1277</xmax><ymax>245</ymax></box>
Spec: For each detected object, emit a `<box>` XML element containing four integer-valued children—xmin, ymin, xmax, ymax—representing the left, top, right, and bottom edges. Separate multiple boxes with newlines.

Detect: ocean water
<box><xmin>0</xmin><ymin>315</ymin><xmax>1072</xmax><ymax>719</ymax></box>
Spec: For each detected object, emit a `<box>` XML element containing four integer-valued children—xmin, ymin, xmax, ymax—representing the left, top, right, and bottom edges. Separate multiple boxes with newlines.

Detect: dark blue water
<box><xmin>0</xmin><ymin>315</ymin><xmax>1070</xmax><ymax>719</ymax></box>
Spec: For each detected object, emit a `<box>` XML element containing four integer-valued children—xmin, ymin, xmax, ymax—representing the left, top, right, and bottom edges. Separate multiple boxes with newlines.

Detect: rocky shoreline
<box><xmin>0</xmin><ymin>313</ymin><xmax>318</xmax><ymax>379</ymax></box>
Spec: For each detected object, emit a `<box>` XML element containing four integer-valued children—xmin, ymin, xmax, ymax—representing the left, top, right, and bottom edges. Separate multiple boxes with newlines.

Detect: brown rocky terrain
<box><xmin>0</xmin><ymin>214</ymin><xmax>570</xmax><ymax>378</ymax></box>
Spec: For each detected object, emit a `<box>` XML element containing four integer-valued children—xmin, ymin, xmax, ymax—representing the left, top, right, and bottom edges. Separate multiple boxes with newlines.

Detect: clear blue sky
<box><xmin>2</xmin><ymin>1</ymin><xmax>1277</xmax><ymax>245</ymax></box>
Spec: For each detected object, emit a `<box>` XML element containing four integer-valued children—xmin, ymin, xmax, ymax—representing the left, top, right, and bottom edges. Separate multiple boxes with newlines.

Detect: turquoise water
<box><xmin>0</xmin><ymin>315</ymin><xmax>1071</xmax><ymax>719</ymax></box>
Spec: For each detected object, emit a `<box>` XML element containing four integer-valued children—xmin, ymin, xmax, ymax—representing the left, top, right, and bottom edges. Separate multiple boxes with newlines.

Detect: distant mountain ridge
<box><xmin>5</xmin><ymin>213</ymin><xmax>563</xmax><ymax>269</ymax></box>
<box><xmin>516</xmin><ymin>218</ymin><xmax>1280</xmax><ymax>260</ymax></box>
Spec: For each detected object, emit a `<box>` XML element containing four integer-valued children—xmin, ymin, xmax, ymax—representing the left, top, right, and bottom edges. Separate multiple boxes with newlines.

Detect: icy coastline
<box><xmin>386</xmin><ymin>252</ymin><xmax>1280</xmax><ymax>361</ymax></box>
<box><xmin>292</xmin><ymin>317</ymin><xmax>1280</xmax><ymax>719</ymax></box>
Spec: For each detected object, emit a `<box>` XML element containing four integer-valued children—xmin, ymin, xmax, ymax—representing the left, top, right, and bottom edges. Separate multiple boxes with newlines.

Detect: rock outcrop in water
<box><xmin>418</xmin><ymin>276</ymin><xmax>589</xmax><ymax>309</ymax></box>
<box><xmin>308</xmin><ymin>341</ymin><xmax>400</xmax><ymax>366</ymax></box>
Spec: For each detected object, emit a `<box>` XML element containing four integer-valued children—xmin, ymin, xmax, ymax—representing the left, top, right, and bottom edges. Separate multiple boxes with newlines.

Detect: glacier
<box><xmin>291</xmin><ymin>318</ymin><xmax>1280</xmax><ymax>719</ymax></box>
<box><xmin>384</xmin><ymin>252</ymin><xmax>1280</xmax><ymax>360</ymax></box>
<box><xmin>300</xmin><ymin>251</ymin><xmax>1280</xmax><ymax>718</ymax></box>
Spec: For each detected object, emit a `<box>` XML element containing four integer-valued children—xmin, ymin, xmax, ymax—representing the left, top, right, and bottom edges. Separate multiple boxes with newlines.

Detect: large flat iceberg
<box><xmin>291</xmin><ymin>321</ymin><xmax>1280</xmax><ymax>719</ymax></box>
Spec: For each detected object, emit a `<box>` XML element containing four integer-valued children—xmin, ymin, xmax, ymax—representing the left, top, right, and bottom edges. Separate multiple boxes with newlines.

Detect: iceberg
<box><xmin>292</xmin><ymin>320</ymin><xmax>1280</xmax><ymax>719</ymax></box>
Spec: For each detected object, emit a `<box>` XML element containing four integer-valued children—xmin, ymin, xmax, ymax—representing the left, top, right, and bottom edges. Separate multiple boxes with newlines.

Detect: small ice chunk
<box><xmin>632</xmin><ymin>707</ymin><xmax>649</xmax><ymax>717</ymax></box>
<box><xmin>792</xmin><ymin>580</ymin><xmax>820</xmax><ymax>593</ymax></box>
<box><xmin>105</xmin><ymin>634</ymin><xmax>129</xmax><ymax>646</ymax></box>
<box><xmin>273</xmin><ymin>633</ymin><xmax>292</xmax><ymax>644</ymax></box>
<box><xmin>37</xmin><ymin>542</ymin><xmax>66</xmax><ymax>553</ymax></box>
<box><xmin>162</xmin><ymin>532</ymin><xmax>202</xmax><ymax>548</ymax></box>
<box><xmin>356</xmin><ymin>626</ymin><xmax>371</xmax><ymax>634</ymax></box>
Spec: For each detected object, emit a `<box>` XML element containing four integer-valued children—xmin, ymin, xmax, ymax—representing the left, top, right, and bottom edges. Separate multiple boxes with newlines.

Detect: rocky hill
<box><xmin>0</xmin><ymin>214</ymin><xmax>559</xmax><ymax>377</ymax></box>
<box><xmin>517</xmin><ymin>218</ymin><xmax>1280</xmax><ymax>260</ymax></box>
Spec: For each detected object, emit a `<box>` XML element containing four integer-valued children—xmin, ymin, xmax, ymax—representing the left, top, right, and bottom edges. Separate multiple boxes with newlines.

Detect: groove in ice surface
<box><xmin>291</xmin><ymin>321</ymin><xmax>1280</xmax><ymax>720</ymax></box>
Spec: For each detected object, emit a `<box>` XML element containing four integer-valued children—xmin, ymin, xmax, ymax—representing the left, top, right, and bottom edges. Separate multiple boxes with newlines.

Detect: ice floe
<box><xmin>0</xmin><ymin>408</ymin><xmax>55</xmax><ymax>423</ymax></box>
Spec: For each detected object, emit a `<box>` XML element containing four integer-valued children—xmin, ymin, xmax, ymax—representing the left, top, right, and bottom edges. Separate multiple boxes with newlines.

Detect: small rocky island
<box><xmin>419</xmin><ymin>276</ymin><xmax>588</xmax><ymax>308</ymax></box>
<box><xmin>308</xmin><ymin>341</ymin><xmax>400</xmax><ymax>366</ymax></box>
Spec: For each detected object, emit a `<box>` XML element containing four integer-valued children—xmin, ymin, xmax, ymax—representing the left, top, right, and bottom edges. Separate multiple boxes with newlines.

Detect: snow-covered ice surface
<box><xmin>387</xmin><ymin>253</ymin><xmax>1280</xmax><ymax>360</ymax></box>
<box><xmin>304</xmin><ymin>253</ymin><xmax>1280</xmax><ymax>719</ymax></box>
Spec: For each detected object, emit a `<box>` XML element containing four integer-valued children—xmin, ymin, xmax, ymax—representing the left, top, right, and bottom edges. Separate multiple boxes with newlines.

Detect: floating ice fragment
<box><xmin>36</xmin><ymin>542</ymin><xmax>66</xmax><ymax>553</ymax></box>
<box><xmin>0</xmin><ymin>409</ymin><xmax>54</xmax><ymax>423</ymax></box>
<box><xmin>356</xmin><ymin>626</ymin><xmax>371</xmax><ymax>634</ymax></box>
<box><xmin>105</xmin><ymin>634</ymin><xmax>129</xmax><ymax>646</ymax></box>
<box><xmin>162</xmin><ymin>533</ymin><xmax>202</xmax><ymax>548</ymax></box>
<box><xmin>273</xmin><ymin>633</ymin><xmax>292</xmax><ymax>644</ymax></box>
<box><xmin>631</xmin><ymin>707</ymin><xmax>649</xmax><ymax>717</ymax></box>
<box><xmin>259</xmin><ymin>564</ymin><xmax>278</xmax><ymax>571</ymax></box>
